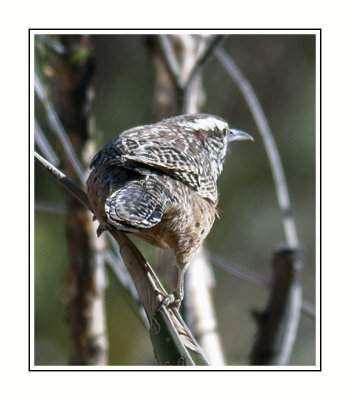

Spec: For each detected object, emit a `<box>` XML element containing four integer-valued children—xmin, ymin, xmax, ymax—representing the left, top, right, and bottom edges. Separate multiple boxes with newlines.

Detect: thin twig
<box><xmin>35</xmin><ymin>151</ymin><xmax>155</xmax><ymax>314</ymax></box>
<box><xmin>35</xmin><ymin>200</ymin><xmax>65</xmax><ymax>214</ymax></box>
<box><xmin>210</xmin><ymin>252</ymin><xmax>315</xmax><ymax>319</ymax></box>
<box><xmin>35</xmin><ymin>149</ymin><xmax>148</xmax><ymax>328</ymax></box>
<box><xmin>210</xmin><ymin>252</ymin><xmax>269</xmax><ymax>287</ymax></box>
<box><xmin>35</xmin><ymin>151</ymin><xmax>210</xmax><ymax>363</ymax></box>
<box><xmin>35</xmin><ymin>151</ymin><xmax>92</xmax><ymax>212</ymax></box>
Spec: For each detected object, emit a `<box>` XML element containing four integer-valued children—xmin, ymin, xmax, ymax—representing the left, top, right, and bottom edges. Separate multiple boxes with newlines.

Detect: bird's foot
<box><xmin>157</xmin><ymin>293</ymin><xmax>181</xmax><ymax>311</ymax></box>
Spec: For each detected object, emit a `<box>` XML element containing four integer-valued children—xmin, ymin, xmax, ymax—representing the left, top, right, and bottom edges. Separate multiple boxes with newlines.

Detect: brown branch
<box><xmin>35</xmin><ymin>151</ymin><xmax>210</xmax><ymax>364</ymax></box>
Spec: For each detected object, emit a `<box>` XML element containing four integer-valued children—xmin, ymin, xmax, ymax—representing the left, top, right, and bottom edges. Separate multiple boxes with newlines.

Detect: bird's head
<box><xmin>174</xmin><ymin>113</ymin><xmax>253</xmax><ymax>178</ymax></box>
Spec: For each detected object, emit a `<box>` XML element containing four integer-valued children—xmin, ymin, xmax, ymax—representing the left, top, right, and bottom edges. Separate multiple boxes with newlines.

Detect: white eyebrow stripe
<box><xmin>177</xmin><ymin>116</ymin><xmax>228</xmax><ymax>131</ymax></box>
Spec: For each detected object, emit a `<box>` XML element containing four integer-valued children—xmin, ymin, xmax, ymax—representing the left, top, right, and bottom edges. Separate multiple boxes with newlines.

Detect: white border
<box><xmin>31</xmin><ymin>28</ymin><xmax>320</xmax><ymax>36</ymax></box>
<box><xmin>30</xmin><ymin>29</ymin><xmax>320</xmax><ymax>371</ymax></box>
<box><xmin>30</xmin><ymin>30</ymin><xmax>36</xmax><ymax>370</ymax></box>
<box><xmin>314</xmin><ymin>31</ymin><xmax>321</xmax><ymax>370</ymax></box>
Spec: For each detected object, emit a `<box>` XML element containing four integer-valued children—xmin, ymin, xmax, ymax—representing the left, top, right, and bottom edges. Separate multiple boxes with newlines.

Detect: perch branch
<box><xmin>104</xmin><ymin>249</ymin><xmax>149</xmax><ymax>327</ymax></box>
<box><xmin>35</xmin><ymin>151</ymin><xmax>209</xmax><ymax>365</ymax></box>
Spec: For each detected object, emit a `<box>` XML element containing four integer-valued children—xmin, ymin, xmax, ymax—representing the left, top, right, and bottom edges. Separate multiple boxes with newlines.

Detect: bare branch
<box><xmin>210</xmin><ymin>252</ymin><xmax>269</xmax><ymax>288</ymax></box>
<box><xmin>35</xmin><ymin>151</ymin><xmax>148</xmax><ymax>328</ymax></box>
<box><xmin>35</xmin><ymin>200</ymin><xmax>65</xmax><ymax>214</ymax></box>
<box><xmin>35</xmin><ymin>150</ymin><xmax>209</xmax><ymax>364</ymax></box>
<box><xmin>35</xmin><ymin>151</ymin><xmax>92</xmax><ymax>212</ymax></box>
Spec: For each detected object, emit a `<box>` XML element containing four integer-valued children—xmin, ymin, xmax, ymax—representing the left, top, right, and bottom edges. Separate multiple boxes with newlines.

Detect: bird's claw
<box><xmin>157</xmin><ymin>293</ymin><xmax>181</xmax><ymax>311</ymax></box>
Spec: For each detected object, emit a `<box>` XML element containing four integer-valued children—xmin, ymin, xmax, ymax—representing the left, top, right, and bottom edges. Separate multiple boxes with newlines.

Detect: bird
<box><xmin>86</xmin><ymin>113</ymin><xmax>253</xmax><ymax>308</ymax></box>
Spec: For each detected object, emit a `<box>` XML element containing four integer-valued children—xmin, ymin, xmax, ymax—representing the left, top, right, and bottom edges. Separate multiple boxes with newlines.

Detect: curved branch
<box><xmin>216</xmin><ymin>47</ymin><xmax>299</xmax><ymax>248</ymax></box>
<box><xmin>216</xmin><ymin>47</ymin><xmax>304</xmax><ymax>366</ymax></box>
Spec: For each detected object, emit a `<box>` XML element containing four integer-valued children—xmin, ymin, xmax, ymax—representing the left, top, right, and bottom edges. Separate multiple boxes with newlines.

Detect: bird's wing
<box><xmin>91</xmin><ymin>115</ymin><xmax>220</xmax><ymax>202</ymax></box>
<box><xmin>118</xmin><ymin>125</ymin><xmax>217</xmax><ymax>201</ymax></box>
<box><xmin>105</xmin><ymin>178</ymin><xmax>167</xmax><ymax>230</ymax></box>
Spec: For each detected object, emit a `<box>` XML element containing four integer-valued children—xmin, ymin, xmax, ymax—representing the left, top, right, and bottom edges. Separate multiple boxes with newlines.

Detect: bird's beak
<box><xmin>228</xmin><ymin>128</ymin><xmax>254</xmax><ymax>142</ymax></box>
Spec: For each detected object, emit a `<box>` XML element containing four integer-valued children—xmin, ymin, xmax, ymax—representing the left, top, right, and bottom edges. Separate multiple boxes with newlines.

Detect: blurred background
<box><xmin>34</xmin><ymin>33</ymin><xmax>316</xmax><ymax>366</ymax></box>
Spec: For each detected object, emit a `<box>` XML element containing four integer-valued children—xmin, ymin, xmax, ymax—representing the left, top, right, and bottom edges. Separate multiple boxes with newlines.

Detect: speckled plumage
<box><xmin>87</xmin><ymin>113</ymin><xmax>253</xmax><ymax>305</ymax></box>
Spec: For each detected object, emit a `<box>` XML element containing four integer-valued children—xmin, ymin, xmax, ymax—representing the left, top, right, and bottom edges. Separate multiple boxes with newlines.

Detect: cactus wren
<box><xmin>87</xmin><ymin>113</ymin><xmax>253</xmax><ymax>306</ymax></box>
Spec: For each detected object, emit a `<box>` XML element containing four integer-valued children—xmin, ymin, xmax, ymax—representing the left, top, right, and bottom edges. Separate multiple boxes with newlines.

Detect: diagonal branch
<box><xmin>35</xmin><ymin>151</ymin><xmax>91</xmax><ymax>211</ymax></box>
<box><xmin>182</xmin><ymin>34</ymin><xmax>226</xmax><ymax>114</ymax></box>
<box><xmin>185</xmin><ymin>35</ymin><xmax>226</xmax><ymax>94</ymax></box>
<box><xmin>210</xmin><ymin>252</ymin><xmax>315</xmax><ymax>319</ymax></box>
<box><xmin>35</xmin><ymin>151</ymin><xmax>210</xmax><ymax>365</ymax></box>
